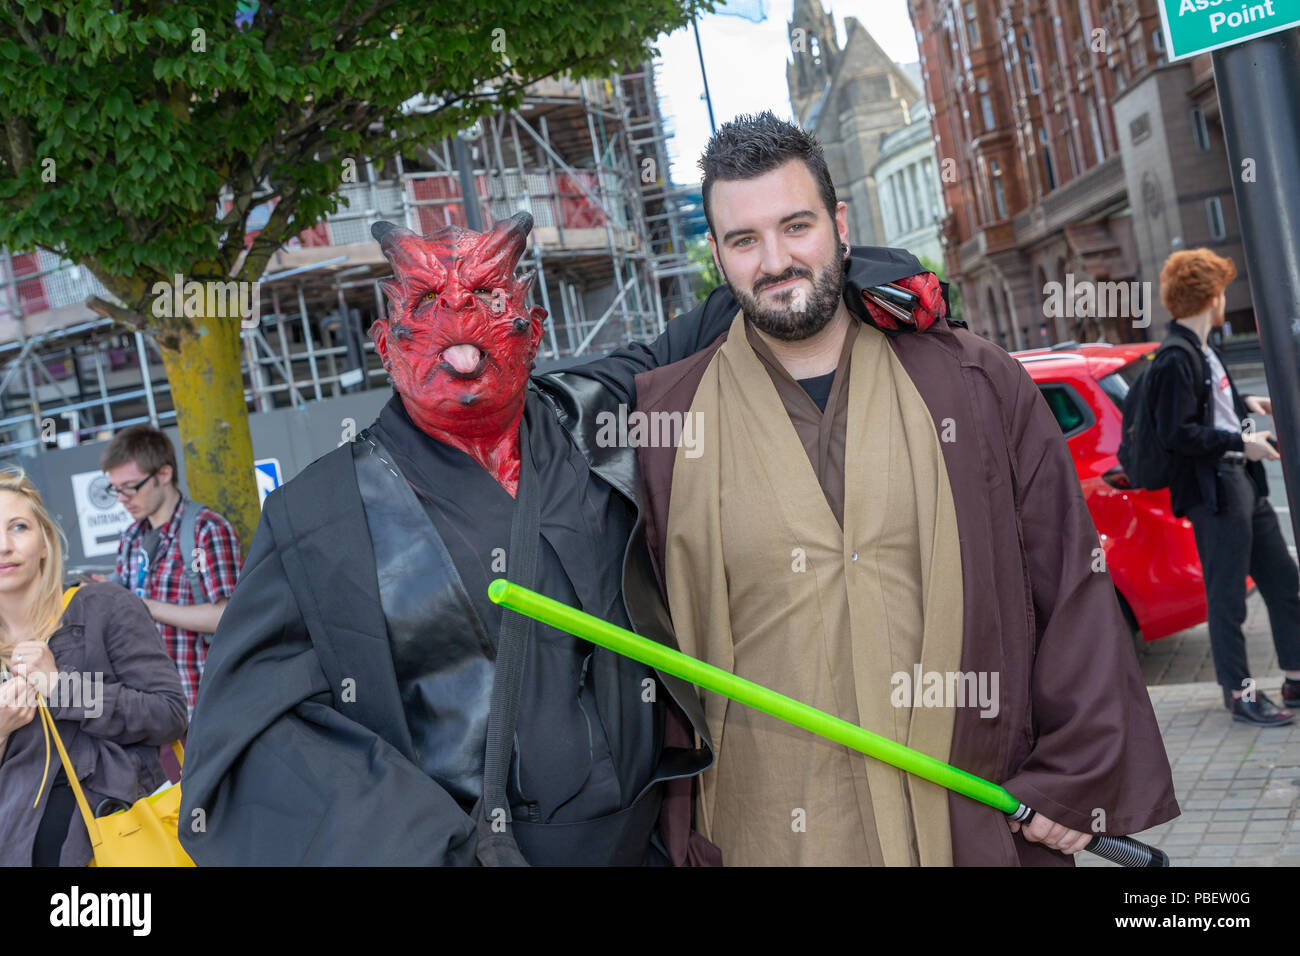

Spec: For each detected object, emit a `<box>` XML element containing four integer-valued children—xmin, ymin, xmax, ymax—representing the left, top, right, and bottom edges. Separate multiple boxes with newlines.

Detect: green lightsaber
<box><xmin>487</xmin><ymin>578</ymin><xmax>1169</xmax><ymax>867</ymax></box>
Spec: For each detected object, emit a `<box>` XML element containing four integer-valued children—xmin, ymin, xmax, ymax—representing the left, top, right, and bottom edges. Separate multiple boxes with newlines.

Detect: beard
<box><xmin>727</xmin><ymin>243</ymin><xmax>845</xmax><ymax>342</ymax></box>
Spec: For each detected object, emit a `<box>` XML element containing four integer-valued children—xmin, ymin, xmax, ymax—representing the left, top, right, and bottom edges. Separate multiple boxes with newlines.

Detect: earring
<box><xmin>842</xmin><ymin>242</ymin><xmax>850</xmax><ymax>258</ymax></box>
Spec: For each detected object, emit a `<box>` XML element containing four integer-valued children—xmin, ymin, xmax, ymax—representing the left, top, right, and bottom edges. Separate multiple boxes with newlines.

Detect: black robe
<box><xmin>365</xmin><ymin>392</ymin><xmax>659</xmax><ymax>856</ymax></box>
<box><xmin>178</xmin><ymin>292</ymin><xmax>738</xmax><ymax>865</ymax></box>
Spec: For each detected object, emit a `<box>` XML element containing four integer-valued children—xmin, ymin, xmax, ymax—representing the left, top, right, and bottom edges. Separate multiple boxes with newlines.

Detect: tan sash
<box><xmin>663</xmin><ymin>311</ymin><xmax>964</xmax><ymax>865</ymax></box>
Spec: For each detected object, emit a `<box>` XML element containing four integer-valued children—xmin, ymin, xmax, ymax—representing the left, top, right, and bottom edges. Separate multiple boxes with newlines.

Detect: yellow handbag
<box><xmin>30</xmin><ymin>585</ymin><xmax>195</xmax><ymax>867</ymax></box>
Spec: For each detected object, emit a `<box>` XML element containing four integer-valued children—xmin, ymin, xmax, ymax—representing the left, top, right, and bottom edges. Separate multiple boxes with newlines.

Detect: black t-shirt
<box><xmin>797</xmin><ymin>370</ymin><xmax>837</xmax><ymax>413</ymax></box>
<box><xmin>141</xmin><ymin>524</ymin><xmax>164</xmax><ymax>567</ymax></box>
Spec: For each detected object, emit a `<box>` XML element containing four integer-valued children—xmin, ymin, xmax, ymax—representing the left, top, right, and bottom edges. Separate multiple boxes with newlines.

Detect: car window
<box><xmin>1037</xmin><ymin>383</ymin><xmax>1090</xmax><ymax>437</ymax></box>
<box><xmin>1097</xmin><ymin>354</ymin><xmax>1153</xmax><ymax>412</ymax></box>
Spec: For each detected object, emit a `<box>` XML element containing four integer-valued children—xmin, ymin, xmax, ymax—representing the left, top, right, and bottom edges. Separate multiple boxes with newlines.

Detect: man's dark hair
<box><xmin>699</xmin><ymin>111</ymin><xmax>838</xmax><ymax>236</ymax></box>
<box><xmin>100</xmin><ymin>424</ymin><xmax>179</xmax><ymax>487</ymax></box>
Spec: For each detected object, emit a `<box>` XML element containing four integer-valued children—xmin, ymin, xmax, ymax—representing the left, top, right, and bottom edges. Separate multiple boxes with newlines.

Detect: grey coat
<box><xmin>0</xmin><ymin>582</ymin><xmax>188</xmax><ymax>866</ymax></box>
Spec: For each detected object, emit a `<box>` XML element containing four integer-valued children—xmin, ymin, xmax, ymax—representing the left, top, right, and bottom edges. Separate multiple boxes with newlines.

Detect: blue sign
<box><xmin>254</xmin><ymin>458</ymin><xmax>283</xmax><ymax>507</ymax></box>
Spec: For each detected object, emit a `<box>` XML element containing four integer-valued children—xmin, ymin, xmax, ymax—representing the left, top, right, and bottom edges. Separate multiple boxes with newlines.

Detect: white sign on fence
<box><xmin>70</xmin><ymin>470</ymin><xmax>134</xmax><ymax>558</ymax></box>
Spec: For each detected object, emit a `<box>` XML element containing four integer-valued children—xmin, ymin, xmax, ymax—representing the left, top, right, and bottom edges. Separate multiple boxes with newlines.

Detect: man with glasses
<box><xmin>94</xmin><ymin>424</ymin><xmax>241</xmax><ymax>715</ymax></box>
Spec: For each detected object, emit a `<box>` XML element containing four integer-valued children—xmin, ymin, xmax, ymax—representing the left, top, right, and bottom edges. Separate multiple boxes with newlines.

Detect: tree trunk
<box><xmin>157</xmin><ymin>318</ymin><xmax>258</xmax><ymax>560</ymax></box>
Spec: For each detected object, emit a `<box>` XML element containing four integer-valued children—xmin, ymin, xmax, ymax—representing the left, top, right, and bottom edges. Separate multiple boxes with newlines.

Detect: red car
<box><xmin>1013</xmin><ymin>341</ymin><xmax>1216</xmax><ymax>644</ymax></box>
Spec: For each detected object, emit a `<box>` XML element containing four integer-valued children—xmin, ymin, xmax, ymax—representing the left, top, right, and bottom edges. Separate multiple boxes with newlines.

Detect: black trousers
<box><xmin>32</xmin><ymin>781</ymin><xmax>76</xmax><ymax>866</ymax></box>
<box><xmin>1186</xmin><ymin>464</ymin><xmax>1300</xmax><ymax>696</ymax></box>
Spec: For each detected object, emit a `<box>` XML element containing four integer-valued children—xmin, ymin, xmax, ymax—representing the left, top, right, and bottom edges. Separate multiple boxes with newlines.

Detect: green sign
<box><xmin>1158</xmin><ymin>0</ymin><xmax>1300</xmax><ymax>60</ymax></box>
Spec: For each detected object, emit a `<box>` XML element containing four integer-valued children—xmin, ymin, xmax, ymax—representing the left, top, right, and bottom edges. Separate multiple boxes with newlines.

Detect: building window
<box><xmin>1043</xmin><ymin>147</ymin><xmax>1057</xmax><ymax>191</ymax></box>
<box><xmin>879</xmin><ymin>181</ymin><xmax>897</xmax><ymax>239</ymax></box>
<box><xmin>921</xmin><ymin>158</ymin><xmax>939</xmax><ymax>220</ymax></box>
<box><xmin>1088</xmin><ymin>99</ymin><xmax>1106</xmax><ymax>162</ymax></box>
<box><xmin>892</xmin><ymin>175</ymin><xmax>911</xmax><ymax>233</ymax></box>
<box><xmin>887</xmin><ymin>174</ymin><xmax>900</xmax><ymax>233</ymax></box>
<box><xmin>1190</xmin><ymin>107</ymin><xmax>1211</xmax><ymax>151</ymax></box>
<box><xmin>1026</xmin><ymin>49</ymin><xmax>1041</xmax><ymax>93</ymax></box>
<box><xmin>1207</xmin><ymin>197</ymin><xmax>1226</xmax><ymax>240</ymax></box>
<box><xmin>1152</xmin><ymin>29</ymin><xmax>1164</xmax><ymax>53</ymax></box>
<box><xmin>974</xmin><ymin>157</ymin><xmax>989</xmax><ymax>222</ymax></box>
<box><xmin>1130</xmin><ymin>30</ymin><xmax>1146</xmax><ymax>70</ymax></box>
<box><xmin>990</xmin><ymin>158</ymin><xmax>1008</xmax><ymax>219</ymax></box>
<box><xmin>1021</xmin><ymin>30</ymin><xmax>1032</xmax><ymax>52</ymax></box>
<box><xmin>965</xmin><ymin>2</ymin><xmax>980</xmax><ymax>47</ymax></box>
<box><xmin>907</xmin><ymin>164</ymin><xmax>924</xmax><ymax>227</ymax></box>
<box><xmin>979</xmin><ymin>77</ymin><xmax>995</xmax><ymax>130</ymax></box>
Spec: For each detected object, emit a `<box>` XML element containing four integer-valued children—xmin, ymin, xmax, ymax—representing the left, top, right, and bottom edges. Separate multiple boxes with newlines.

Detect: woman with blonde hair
<box><xmin>0</xmin><ymin>467</ymin><xmax>186</xmax><ymax>865</ymax></box>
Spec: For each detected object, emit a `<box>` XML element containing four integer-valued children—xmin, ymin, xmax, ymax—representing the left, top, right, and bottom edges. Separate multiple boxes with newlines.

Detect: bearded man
<box><xmin>178</xmin><ymin>212</ymin><xmax>736</xmax><ymax>865</ymax></box>
<box><xmin>632</xmin><ymin>112</ymin><xmax>1179</xmax><ymax>866</ymax></box>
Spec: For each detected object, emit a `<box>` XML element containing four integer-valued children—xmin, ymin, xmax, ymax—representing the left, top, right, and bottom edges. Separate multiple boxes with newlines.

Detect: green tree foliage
<box><xmin>688</xmin><ymin>234</ymin><xmax>721</xmax><ymax>302</ymax></box>
<box><xmin>0</xmin><ymin>0</ymin><xmax>715</xmax><ymax>549</ymax></box>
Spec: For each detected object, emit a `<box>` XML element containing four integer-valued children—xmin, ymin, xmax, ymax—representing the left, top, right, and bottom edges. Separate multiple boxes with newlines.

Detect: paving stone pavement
<box><xmin>1079</xmin><ymin>591</ymin><xmax>1299</xmax><ymax>867</ymax></box>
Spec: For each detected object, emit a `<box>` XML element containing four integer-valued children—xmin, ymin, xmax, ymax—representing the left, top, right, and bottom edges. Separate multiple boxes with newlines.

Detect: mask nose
<box><xmin>438</xmin><ymin>283</ymin><xmax>473</xmax><ymax>312</ymax></box>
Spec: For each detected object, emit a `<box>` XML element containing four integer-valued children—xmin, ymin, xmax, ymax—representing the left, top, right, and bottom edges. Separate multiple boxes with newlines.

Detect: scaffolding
<box><xmin>0</xmin><ymin>61</ymin><xmax>704</xmax><ymax>457</ymax></box>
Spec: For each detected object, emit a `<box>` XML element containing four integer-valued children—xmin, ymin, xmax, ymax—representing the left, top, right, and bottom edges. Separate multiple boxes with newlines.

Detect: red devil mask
<box><xmin>370</xmin><ymin>212</ymin><xmax>547</xmax><ymax>495</ymax></box>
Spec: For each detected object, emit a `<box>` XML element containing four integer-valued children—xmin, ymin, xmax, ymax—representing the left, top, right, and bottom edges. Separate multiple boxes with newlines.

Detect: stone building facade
<box><xmin>871</xmin><ymin>103</ymin><xmax>946</xmax><ymax>267</ymax></box>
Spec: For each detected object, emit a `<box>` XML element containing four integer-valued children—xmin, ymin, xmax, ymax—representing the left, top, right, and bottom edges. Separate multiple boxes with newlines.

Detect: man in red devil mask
<box><xmin>178</xmin><ymin>210</ymin><xmax>740</xmax><ymax>865</ymax></box>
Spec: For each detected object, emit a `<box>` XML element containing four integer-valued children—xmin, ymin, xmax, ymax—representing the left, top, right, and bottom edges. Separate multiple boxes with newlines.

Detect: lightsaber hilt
<box><xmin>1009</xmin><ymin>804</ymin><xmax>1168</xmax><ymax>867</ymax></box>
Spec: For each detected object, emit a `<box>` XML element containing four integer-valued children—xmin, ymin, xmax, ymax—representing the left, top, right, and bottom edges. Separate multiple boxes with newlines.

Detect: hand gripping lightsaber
<box><xmin>487</xmin><ymin>579</ymin><xmax>1170</xmax><ymax>867</ymax></box>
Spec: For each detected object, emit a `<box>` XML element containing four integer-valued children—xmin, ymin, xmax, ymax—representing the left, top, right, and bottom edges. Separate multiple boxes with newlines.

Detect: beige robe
<box><xmin>662</xmin><ymin>311</ymin><xmax>965</xmax><ymax>865</ymax></box>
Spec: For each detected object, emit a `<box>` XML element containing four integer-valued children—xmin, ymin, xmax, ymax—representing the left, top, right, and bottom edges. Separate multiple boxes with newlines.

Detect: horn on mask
<box><xmin>474</xmin><ymin>211</ymin><xmax>534</xmax><ymax>276</ymax></box>
<box><xmin>370</xmin><ymin>220</ymin><xmax>417</xmax><ymax>252</ymax></box>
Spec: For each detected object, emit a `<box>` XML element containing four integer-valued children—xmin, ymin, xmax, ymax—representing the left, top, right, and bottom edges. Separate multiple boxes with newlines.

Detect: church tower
<box><xmin>787</xmin><ymin>0</ymin><xmax>842</xmax><ymax>125</ymax></box>
<box><xmin>783</xmin><ymin>7</ymin><xmax>922</xmax><ymax>248</ymax></box>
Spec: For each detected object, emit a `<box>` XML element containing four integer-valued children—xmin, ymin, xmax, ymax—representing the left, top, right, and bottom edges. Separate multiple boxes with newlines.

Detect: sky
<box><xmin>654</xmin><ymin>0</ymin><xmax>921</xmax><ymax>184</ymax></box>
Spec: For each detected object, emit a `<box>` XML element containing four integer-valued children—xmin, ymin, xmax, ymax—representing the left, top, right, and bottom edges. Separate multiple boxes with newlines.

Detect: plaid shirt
<box><xmin>114</xmin><ymin>493</ymin><xmax>241</xmax><ymax>713</ymax></box>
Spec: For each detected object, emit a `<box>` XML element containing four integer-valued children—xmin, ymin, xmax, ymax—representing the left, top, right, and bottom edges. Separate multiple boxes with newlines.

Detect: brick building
<box><xmin>909</xmin><ymin>0</ymin><xmax>1255</xmax><ymax>349</ymax></box>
